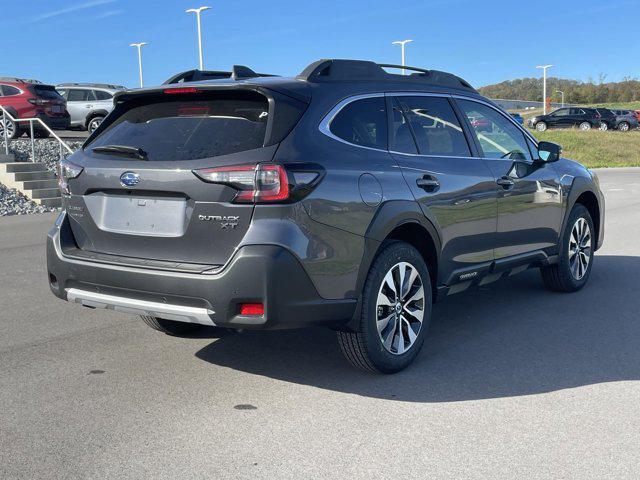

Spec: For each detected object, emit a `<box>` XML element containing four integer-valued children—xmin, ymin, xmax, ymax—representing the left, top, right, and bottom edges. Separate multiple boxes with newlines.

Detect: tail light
<box><xmin>57</xmin><ymin>158</ymin><xmax>83</xmax><ymax>195</ymax></box>
<box><xmin>193</xmin><ymin>163</ymin><xmax>291</xmax><ymax>203</ymax></box>
<box><xmin>28</xmin><ymin>98</ymin><xmax>51</xmax><ymax>105</ymax></box>
<box><xmin>239</xmin><ymin>303</ymin><xmax>264</xmax><ymax>316</ymax></box>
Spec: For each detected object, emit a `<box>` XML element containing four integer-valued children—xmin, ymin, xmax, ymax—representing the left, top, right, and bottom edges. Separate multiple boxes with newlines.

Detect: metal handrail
<box><xmin>1</xmin><ymin>105</ymin><xmax>74</xmax><ymax>162</ymax></box>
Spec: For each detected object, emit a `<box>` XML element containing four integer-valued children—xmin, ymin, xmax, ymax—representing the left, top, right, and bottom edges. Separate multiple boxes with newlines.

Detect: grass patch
<box><xmin>531</xmin><ymin>129</ymin><xmax>640</xmax><ymax>168</ymax></box>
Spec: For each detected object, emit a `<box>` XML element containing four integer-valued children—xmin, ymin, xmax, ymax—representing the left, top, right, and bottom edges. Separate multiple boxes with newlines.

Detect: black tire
<box><xmin>535</xmin><ymin>121</ymin><xmax>547</xmax><ymax>132</ymax></box>
<box><xmin>578</xmin><ymin>121</ymin><xmax>592</xmax><ymax>131</ymax></box>
<box><xmin>540</xmin><ymin>204</ymin><xmax>595</xmax><ymax>292</ymax></box>
<box><xmin>87</xmin><ymin>116</ymin><xmax>105</xmax><ymax>133</ymax></box>
<box><xmin>140</xmin><ymin>315</ymin><xmax>204</xmax><ymax>336</ymax></box>
<box><xmin>617</xmin><ymin>121</ymin><xmax>630</xmax><ymax>132</ymax></box>
<box><xmin>337</xmin><ymin>241</ymin><xmax>433</xmax><ymax>374</ymax></box>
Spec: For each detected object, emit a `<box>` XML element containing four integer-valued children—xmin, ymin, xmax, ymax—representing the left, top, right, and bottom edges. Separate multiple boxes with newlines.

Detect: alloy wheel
<box><xmin>569</xmin><ymin>217</ymin><xmax>592</xmax><ymax>280</ymax></box>
<box><xmin>0</xmin><ymin>118</ymin><xmax>15</xmax><ymax>138</ymax></box>
<box><xmin>579</xmin><ymin>122</ymin><xmax>591</xmax><ymax>131</ymax></box>
<box><xmin>618</xmin><ymin>122</ymin><xmax>629</xmax><ymax>132</ymax></box>
<box><xmin>376</xmin><ymin>262</ymin><xmax>425</xmax><ymax>355</ymax></box>
<box><xmin>599</xmin><ymin>122</ymin><xmax>608</xmax><ymax>131</ymax></box>
<box><xmin>536</xmin><ymin>122</ymin><xmax>547</xmax><ymax>132</ymax></box>
<box><xmin>88</xmin><ymin>118</ymin><xmax>102</xmax><ymax>133</ymax></box>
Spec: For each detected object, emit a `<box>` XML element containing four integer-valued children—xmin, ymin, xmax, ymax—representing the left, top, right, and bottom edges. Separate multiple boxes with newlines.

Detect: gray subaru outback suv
<box><xmin>56</xmin><ymin>83</ymin><xmax>124</xmax><ymax>133</ymax></box>
<box><xmin>47</xmin><ymin>60</ymin><xmax>605</xmax><ymax>373</ymax></box>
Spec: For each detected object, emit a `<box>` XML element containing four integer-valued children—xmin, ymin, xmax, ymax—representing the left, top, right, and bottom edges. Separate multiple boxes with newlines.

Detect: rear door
<box><xmin>65</xmin><ymin>87</ymin><xmax>304</xmax><ymax>267</ymax></box>
<box><xmin>65</xmin><ymin>88</ymin><xmax>92</xmax><ymax>125</ymax></box>
<box><xmin>388</xmin><ymin>94</ymin><xmax>498</xmax><ymax>284</ymax></box>
<box><xmin>455</xmin><ymin>98</ymin><xmax>562</xmax><ymax>259</ymax></box>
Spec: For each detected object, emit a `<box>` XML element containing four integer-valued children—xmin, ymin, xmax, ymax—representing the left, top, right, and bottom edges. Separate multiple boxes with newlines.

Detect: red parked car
<box><xmin>0</xmin><ymin>77</ymin><xmax>70</xmax><ymax>139</ymax></box>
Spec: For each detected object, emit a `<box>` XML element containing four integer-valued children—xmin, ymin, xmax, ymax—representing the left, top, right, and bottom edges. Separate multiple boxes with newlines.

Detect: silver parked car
<box><xmin>55</xmin><ymin>83</ymin><xmax>125</xmax><ymax>132</ymax></box>
<box><xmin>611</xmin><ymin>109</ymin><xmax>639</xmax><ymax>132</ymax></box>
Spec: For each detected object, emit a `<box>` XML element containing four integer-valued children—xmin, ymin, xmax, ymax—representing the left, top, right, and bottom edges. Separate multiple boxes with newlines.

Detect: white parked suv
<box><xmin>56</xmin><ymin>83</ymin><xmax>124</xmax><ymax>132</ymax></box>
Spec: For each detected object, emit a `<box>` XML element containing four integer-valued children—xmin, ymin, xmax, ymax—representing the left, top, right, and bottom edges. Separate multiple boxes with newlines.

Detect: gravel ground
<box><xmin>0</xmin><ymin>139</ymin><xmax>81</xmax><ymax>216</ymax></box>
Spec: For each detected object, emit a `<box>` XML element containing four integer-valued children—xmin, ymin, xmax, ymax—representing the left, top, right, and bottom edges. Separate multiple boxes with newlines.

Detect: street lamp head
<box><xmin>186</xmin><ymin>6</ymin><xmax>211</xmax><ymax>13</ymax></box>
<box><xmin>536</xmin><ymin>64</ymin><xmax>554</xmax><ymax>70</ymax></box>
<box><xmin>392</xmin><ymin>39</ymin><xmax>413</xmax><ymax>46</ymax></box>
<box><xmin>129</xmin><ymin>42</ymin><xmax>148</xmax><ymax>48</ymax></box>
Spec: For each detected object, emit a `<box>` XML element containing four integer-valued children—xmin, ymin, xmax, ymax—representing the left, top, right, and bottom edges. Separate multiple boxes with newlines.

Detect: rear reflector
<box><xmin>239</xmin><ymin>303</ymin><xmax>264</xmax><ymax>316</ymax></box>
<box><xmin>163</xmin><ymin>87</ymin><xmax>200</xmax><ymax>94</ymax></box>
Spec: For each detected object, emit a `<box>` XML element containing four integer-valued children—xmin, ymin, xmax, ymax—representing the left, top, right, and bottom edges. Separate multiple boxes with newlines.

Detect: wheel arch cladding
<box><xmin>362</xmin><ymin>200</ymin><xmax>441</xmax><ymax>298</ymax></box>
<box><xmin>575</xmin><ymin>190</ymin><xmax>600</xmax><ymax>246</ymax></box>
<box><xmin>86</xmin><ymin>110</ymin><xmax>109</xmax><ymax>126</ymax></box>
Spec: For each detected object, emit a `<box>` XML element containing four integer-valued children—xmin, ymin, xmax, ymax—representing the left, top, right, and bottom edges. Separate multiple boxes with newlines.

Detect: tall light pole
<box><xmin>392</xmin><ymin>39</ymin><xmax>413</xmax><ymax>75</ymax></box>
<box><xmin>536</xmin><ymin>64</ymin><xmax>554</xmax><ymax>114</ymax></box>
<box><xmin>556</xmin><ymin>90</ymin><xmax>565</xmax><ymax>108</ymax></box>
<box><xmin>129</xmin><ymin>42</ymin><xmax>148</xmax><ymax>88</ymax></box>
<box><xmin>186</xmin><ymin>6</ymin><xmax>211</xmax><ymax>70</ymax></box>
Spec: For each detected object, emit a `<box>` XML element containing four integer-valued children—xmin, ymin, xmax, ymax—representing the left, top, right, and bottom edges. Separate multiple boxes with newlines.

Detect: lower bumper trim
<box><xmin>66</xmin><ymin>288</ymin><xmax>216</xmax><ymax>326</ymax></box>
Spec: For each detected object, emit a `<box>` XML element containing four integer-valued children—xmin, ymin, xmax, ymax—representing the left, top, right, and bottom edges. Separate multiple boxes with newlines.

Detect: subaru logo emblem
<box><xmin>120</xmin><ymin>171</ymin><xmax>140</xmax><ymax>188</ymax></box>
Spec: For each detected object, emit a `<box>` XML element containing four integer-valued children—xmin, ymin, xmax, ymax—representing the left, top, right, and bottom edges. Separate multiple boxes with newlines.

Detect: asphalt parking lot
<box><xmin>1</xmin><ymin>168</ymin><xmax>639</xmax><ymax>479</ymax></box>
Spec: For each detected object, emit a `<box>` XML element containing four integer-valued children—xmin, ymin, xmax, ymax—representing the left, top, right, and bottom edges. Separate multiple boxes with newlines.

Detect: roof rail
<box><xmin>297</xmin><ymin>59</ymin><xmax>476</xmax><ymax>92</ymax></box>
<box><xmin>56</xmin><ymin>83</ymin><xmax>125</xmax><ymax>89</ymax></box>
<box><xmin>0</xmin><ymin>77</ymin><xmax>43</xmax><ymax>84</ymax></box>
<box><xmin>163</xmin><ymin>67</ymin><xmax>278</xmax><ymax>85</ymax></box>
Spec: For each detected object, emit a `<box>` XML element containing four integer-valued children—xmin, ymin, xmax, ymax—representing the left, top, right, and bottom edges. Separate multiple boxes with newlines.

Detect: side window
<box><xmin>329</xmin><ymin>97</ymin><xmax>387</xmax><ymax>150</ymax></box>
<box><xmin>67</xmin><ymin>89</ymin><xmax>89</xmax><ymax>102</ymax></box>
<box><xmin>57</xmin><ymin>89</ymin><xmax>68</xmax><ymax>99</ymax></box>
<box><xmin>457</xmin><ymin>100</ymin><xmax>532</xmax><ymax>161</ymax></box>
<box><xmin>395</xmin><ymin>96</ymin><xmax>470</xmax><ymax>157</ymax></box>
<box><xmin>554</xmin><ymin>108</ymin><xmax>570</xmax><ymax>116</ymax></box>
<box><xmin>94</xmin><ymin>90</ymin><xmax>112</xmax><ymax>101</ymax></box>
<box><xmin>2</xmin><ymin>85</ymin><xmax>20</xmax><ymax>97</ymax></box>
<box><xmin>390</xmin><ymin>99</ymin><xmax>418</xmax><ymax>154</ymax></box>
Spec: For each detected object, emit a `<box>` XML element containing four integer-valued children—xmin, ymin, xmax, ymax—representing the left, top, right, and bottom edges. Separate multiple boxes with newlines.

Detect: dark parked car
<box><xmin>594</xmin><ymin>108</ymin><xmax>617</xmax><ymax>131</ymax></box>
<box><xmin>528</xmin><ymin>107</ymin><xmax>601</xmax><ymax>132</ymax></box>
<box><xmin>47</xmin><ymin>59</ymin><xmax>605</xmax><ymax>373</ymax></box>
<box><xmin>0</xmin><ymin>77</ymin><xmax>70</xmax><ymax>139</ymax></box>
<box><xmin>611</xmin><ymin>109</ymin><xmax>639</xmax><ymax>131</ymax></box>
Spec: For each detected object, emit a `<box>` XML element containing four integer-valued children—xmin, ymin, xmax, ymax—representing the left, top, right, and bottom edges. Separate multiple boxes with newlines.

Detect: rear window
<box><xmin>88</xmin><ymin>90</ymin><xmax>270</xmax><ymax>161</ymax></box>
<box><xmin>30</xmin><ymin>85</ymin><xmax>64</xmax><ymax>101</ymax></box>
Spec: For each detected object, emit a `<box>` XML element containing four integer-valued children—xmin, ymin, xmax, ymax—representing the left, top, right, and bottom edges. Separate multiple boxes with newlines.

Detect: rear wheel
<box><xmin>337</xmin><ymin>241</ymin><xmax>432</xmax><ymax>373</ymax></box>
<box><xmin>599</xmin><ymin>122</ymin><xmax>608</xmax><ymax>131</ymax></box>
<box><xmin>618</xmin><ymin>121</ymin><xmax>630</xmax><ymax>132</ymax></box>
<box><xmin>87</xmin><ymin>116</ymin><xmax>104</xmax><ymax>133</ymax></box>
<box><xmin>535</xmin><ymin>121</ymin><xmax>547</xmax><ymax>132</ymax></box>
<box><xmin>540</xmin><ymin>204</ymin><xmax>595</xmax><ymax>292</ymax></box>
<box><xmin>579</xmin><ymin>122</ymin><xmax>592</xmax><ymax>131</ymax></box>
<box><xmin>141</xmin><ymin>315</ymin><xmax>205</xmax><ymax>336</ymax></box>
<box><xmin>0</xmin><ymin>117</ymin><xmax>21</xmax><ymax>139</ymax></box>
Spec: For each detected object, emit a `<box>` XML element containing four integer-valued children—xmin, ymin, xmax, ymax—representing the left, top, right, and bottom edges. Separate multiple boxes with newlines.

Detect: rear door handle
<box><xmin>416</xmin><ymin>175</ymin><xmax>440</xmax><ymax>192</ymax></box>
<box><xmin>496</xmin><ymin>176</ymin><xmax>515</xmax><ymax>189</ymax></box>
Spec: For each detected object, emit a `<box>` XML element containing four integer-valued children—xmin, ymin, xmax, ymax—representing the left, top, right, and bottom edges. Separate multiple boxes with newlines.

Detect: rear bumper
<box><xmin>47</xmin><ymin>212</ymin><xmax>356</xmax><ymax>329</ymax></box>
<box><xmin>36</xmin><ymin>113</ymin><xmax>70</xmax><ymax>130</ymax></box>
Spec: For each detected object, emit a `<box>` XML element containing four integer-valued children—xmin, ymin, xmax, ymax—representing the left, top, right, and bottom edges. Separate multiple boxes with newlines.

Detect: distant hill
<box><xmin>478</xmin><ymin>77</ymin><xmax>640</xmax><ymax>104</ymax></box>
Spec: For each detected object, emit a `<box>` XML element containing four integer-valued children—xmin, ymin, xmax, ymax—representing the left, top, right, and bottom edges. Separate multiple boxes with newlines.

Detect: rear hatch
<box><xmin>28</xmin><ymin>84</ymin><xmax>67</xmax><ymax>117</ymax></box>
<box><xmin>63</xmin><ymin>85</ymin><xmax>307</xmax><ymax>268</ymax></box>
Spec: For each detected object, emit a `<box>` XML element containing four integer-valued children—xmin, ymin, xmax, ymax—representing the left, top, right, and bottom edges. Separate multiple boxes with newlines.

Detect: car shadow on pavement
<box><xmin>195</xmin><ymin>255</ymin><xmax>640</xmax><ymax>402</ymax></box>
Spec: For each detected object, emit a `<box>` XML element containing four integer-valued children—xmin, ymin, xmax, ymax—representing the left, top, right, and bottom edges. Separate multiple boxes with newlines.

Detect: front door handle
<box><xmin>496</xmin><ymin>176</ymin><xmax>515</xmax><ymax>189</ymax></box>
<box><xmin>416</xmin><ymin>175</ymin><xmax>440</xmax><ymax>192</ymax></box>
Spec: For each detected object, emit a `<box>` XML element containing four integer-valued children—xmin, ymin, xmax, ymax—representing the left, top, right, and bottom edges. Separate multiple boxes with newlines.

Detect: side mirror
<box><xmin>537</xmin><ymin>141</ymin><xmax>562</xmax><ymax>162</ymax></box>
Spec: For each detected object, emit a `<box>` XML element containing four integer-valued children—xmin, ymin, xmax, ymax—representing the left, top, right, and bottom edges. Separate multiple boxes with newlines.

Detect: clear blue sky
<box><xmin>3</xmin><ymin>0</ymin><xmax>639</xmax><ymax>89</ymax></box>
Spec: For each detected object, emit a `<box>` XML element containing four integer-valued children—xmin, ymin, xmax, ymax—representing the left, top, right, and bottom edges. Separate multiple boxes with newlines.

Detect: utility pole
<box><xmin>556</xmin><ymin>90</ymin><xmax>565</xmax><ymax>108</ymax></box>
<box><xmin>392</xmin><ymin>40</ymin><xmax>413</xmax><ymax>75</ymax></box>
<box><xmin>186</xmin><ymin>6</ymin><xmax>211</xmax><ymax>70</ymax></box>
<box><xmin>536</xmin><ymin>65</ymin><xmax>554</xmax><ymax>114</ymax></box>
<box><xmin>129</xmin><ymin>42</ymin><xmax>148</xmax><ymax>87</ymax></box>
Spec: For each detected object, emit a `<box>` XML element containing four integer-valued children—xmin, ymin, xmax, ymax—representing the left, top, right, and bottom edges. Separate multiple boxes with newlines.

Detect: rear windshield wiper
<box><xmin>91</xmin><ymin>145</ymin><xmax>149</xmax><ymax>160</ymax></box>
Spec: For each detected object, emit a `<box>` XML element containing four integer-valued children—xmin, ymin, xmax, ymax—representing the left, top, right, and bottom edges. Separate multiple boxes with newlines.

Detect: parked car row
<box><xmin>528</xmin><ymin>106</ymin><xmax>640</xmax><ymax>132</ymax></box>
<box><xmin>0</xmin><ymin>77</ymin><xmax>123</xmax><ymax>139</ymax></box>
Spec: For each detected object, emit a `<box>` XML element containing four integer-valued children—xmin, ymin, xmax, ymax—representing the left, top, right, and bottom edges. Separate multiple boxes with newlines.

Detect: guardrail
<box><xmin>1</xmin><ymin>105</ymin><xmax>74</xmax><ymax>162</ymax></box>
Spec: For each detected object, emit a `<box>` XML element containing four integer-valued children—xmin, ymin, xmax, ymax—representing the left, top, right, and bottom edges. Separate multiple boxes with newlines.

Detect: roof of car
<box><xmin>122</xmin><ymin>59</ymin><xmax>480</xmax><ymax>106</ymax></box>
<box><xmin>56</xmin><ymin>83</ymin><xmax>125</xmax><ymax>90</ymax></box>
